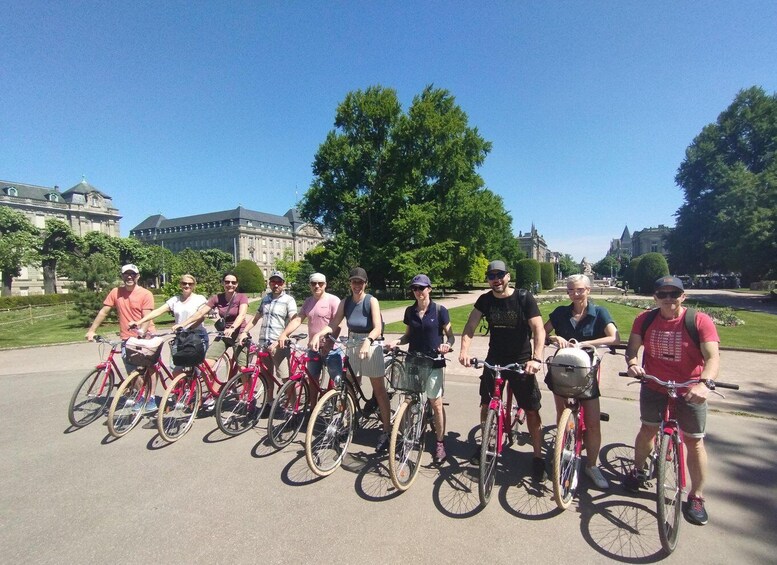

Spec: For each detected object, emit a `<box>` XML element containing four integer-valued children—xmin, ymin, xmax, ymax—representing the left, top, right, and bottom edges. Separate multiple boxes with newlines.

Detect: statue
<box><xmin>580</xmin><ymin>257</ymin><xmax>593</xmax><ymax>276</ymax></box>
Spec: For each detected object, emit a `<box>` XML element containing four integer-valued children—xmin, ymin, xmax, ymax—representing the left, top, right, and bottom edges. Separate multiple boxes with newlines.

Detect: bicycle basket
<box><xmin>124</xmin><ymin>336</ymin><xmax>166</xmax><ymax>367</ymax></box>
<box><xmin>391</xmin><ymin>355</ymin><xmax>434</xmax><ymax>393</ymax></box>
<box><xmin>546</xmin><ymin>347</ymin><xmax>598</xmax><ymax>398</ymax></box>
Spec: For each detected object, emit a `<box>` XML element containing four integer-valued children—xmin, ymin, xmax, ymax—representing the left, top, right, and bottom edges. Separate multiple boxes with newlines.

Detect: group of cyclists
<box><xmin>86</xmin><ymin>260</ymin><xmax>721</xmax><ymax>528</ymax></box>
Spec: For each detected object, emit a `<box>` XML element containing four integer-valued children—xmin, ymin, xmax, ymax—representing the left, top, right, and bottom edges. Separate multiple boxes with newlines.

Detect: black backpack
<box><xmin>172</xmin><ymin>330</ymin><xmax>206</xmax><ymax>367</ymax></box>
<box><xmin>639</xmin><ymin>308</ymin><xmax>700</xmax><ymax>347</ymax></box>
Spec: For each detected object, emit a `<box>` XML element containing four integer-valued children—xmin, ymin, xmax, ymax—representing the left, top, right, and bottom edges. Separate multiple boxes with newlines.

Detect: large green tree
<box><xmin>669</xmin><ymin>86</ymin><xmax>777</xmax><ymax>281</ymax></box>
<box><xmin>38</xmin><ymin>219</ymin><xmax>80</xmax><ymax>294</ymax></box>
<box><xmin>0</xmin><ymin>207</ymin><xmax>40</xmax><ymax>296</ymax></box>
<box><xmin>300</xmin><ymin>85</ymin><xmax>519</xmax><ymax>289</ymax></box>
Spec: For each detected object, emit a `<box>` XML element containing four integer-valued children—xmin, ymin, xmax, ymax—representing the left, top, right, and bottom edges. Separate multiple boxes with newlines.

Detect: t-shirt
<box><xmin>301</xmin><ymin>293</ymin><xmax>341</xmax><ymax>338</ymax></box>
<box><xmin>630</xmin><ymin>308</ymin><xmax>719</xmax><ymax>393</ymax></box>
<box><xmin>104</xmin><ymin>285</ymin><xmax>155</xmax><ymax>339</ymax></box>
<box><xmin>257</xmin><ymin>292</ymin><xmax>297</xmax><ymax>342</ymax></box>
<box><xmin>403</xmin><ymin>300</ymin><xmax>450</xmax><ymax>355</ymax></box>
<box><xmin>166</xmin><ymin>293</ymin><xmax>208</xmax><ymax>326</ymax></box>
<box><xmin>548</xmin><ymin>301</ymin><xmax>615</xmax><ymax>342</ymax></box>
<box><xmin>206</xmin><ymin>292</ymin><xmax>249</xmax><ymax>332</ymax></box>
<box><xmin>474</xmin><ymin>289</ymin><xmax>541</xmax><ymax>364</ymax></box>
<box><xmin>344</xmin><ymin>293</ymin><xmax>376</xmax><ymax>333</ymax></box>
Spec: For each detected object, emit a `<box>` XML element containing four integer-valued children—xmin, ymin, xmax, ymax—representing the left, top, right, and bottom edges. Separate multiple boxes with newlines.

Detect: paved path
<box><xmin>685</xmin><ymin>289</ymin><xmax>777</xmax><ymax>315</ymax></box>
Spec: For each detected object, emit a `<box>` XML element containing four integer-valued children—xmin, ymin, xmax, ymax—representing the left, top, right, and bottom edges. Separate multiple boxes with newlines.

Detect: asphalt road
<box><xmin>1</xmin><ymin>331</ymin><xmax>776</xmax><ymax>564</ymax></box>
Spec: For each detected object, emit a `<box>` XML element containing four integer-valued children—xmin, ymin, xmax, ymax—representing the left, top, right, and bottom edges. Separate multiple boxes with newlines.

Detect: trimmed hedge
<box><xmin>0</xmin><ymin>294</ymin><xmax>74</xmax><ymax>310</ymax></box>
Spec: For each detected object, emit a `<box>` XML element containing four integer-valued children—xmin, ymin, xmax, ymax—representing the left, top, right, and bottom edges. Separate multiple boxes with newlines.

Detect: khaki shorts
<box><xmin>205</xmin><ymin>338</ymin><xmax>248</xmax><ymax>367</ymax></box>
<box><xmin>346</xmin><ymin>334</ymin><xmax>384</xmax><ymax>379</ymax></box>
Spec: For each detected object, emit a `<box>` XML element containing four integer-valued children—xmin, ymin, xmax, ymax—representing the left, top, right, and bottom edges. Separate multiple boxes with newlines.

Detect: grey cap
<box><xmin>486</xmin><ymin>260</ymin><xmax>507</xmax><ymax>273</ymax></box>
<box><xmin>269</xmin><ymin>270</ymin><xmax>285</xmax><ymax>281</ymax></box>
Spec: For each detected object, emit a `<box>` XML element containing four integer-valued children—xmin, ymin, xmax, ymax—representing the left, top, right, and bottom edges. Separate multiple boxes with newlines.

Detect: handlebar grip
<box><xmin>618</xmin><ymin>372</ymin><xmax>629</xmax><ymax>377</ymax></box>
<box><xmin>712</xmin><ymin>381</ymin><xmax>739</xmax><ymax>390</ymax></box>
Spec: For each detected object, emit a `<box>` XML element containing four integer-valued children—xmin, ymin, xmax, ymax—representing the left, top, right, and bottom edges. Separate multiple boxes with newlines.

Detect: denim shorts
<box><xmin>639</xmin><ymin>385</ymin><xmax>707</xmax><ymax>438</ymax></box>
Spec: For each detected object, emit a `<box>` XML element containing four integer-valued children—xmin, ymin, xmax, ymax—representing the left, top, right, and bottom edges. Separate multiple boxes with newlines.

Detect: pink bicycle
<box><xmin>68</xmin><ymin>336</ymin><xmax>126</xmax><ymax>427</ymax></box>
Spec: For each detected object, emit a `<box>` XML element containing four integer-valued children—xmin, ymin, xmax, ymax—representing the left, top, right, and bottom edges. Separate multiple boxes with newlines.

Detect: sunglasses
<box><xmin>310</xmin><ymin>281</ymin><xmax>325</xmax><ymax>287</ymax></box>
<box><xmin>223</xmin><ymin>280</ymin><xmax>238</xmax><ymax>285</ymax></box>
<box><xmin>410</xmin><ymin>285</ymin><xmax>427</xmax><ymax>292</ymax></box>
<box><xmin>655</xmin><ymin>290</ymin><xmax>682</xmax><ymax>299</ymax></box>
<box><xmin>180</xmin><ymin>282</ymin><xmax>194</xmax><ymax>287</ymax></box>
<box><xmin>486</xmin><ymin>271</ymin><xmax>506</xmax><ymax>280</ymax></box>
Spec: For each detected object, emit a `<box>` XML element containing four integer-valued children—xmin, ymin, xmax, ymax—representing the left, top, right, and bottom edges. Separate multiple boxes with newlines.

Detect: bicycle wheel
<box><xmin>215</xmin><ymin>372</ymin><xmax>264</xmax><ymax>436</ymax></box>
<box><xmin>389</xmin><ymin>398</ymin><xmax>426</xmax><ymax>491</ymax></box>
<box><xmin>267</xmin><ymin>378</ymin><xmax>310</xmax><ymax>449</ymax></box>
<box><xmin>384</xmin><ymin>359</ymin><xmax>403</xmax><ymax>419</ymax></box>
<box><xmin>212</xmin><ymin>350</ymin><xmax>233</xmax><ymax>385</ymax></box>
<box><xmin>478</xmin><ymin>408</ymin><xmax>499</xmax><ymax>507</ymax></box>
<box><xmin>68</xmin><ymin>367</ymin><xmax>114</xmax><ymax>427</ymax></box>
<box><xmin>552</xmin><ymin>408</ymin><xmax>579</xmax><ymax>510</ymax></box>
<box><xmin>656</xmin><ymin>432</ymin><xmax>682</xmax><ymax>554</ymax></box>
<box><xmin>305</xmin><ymin>388</ymin><xmax>355</xmax><ymax>477</ymax></box>
<box><xmin>107</xmin><ymin>370</ymin><xmax>150</xmax><ymax>438</ymax></box>
<box><xmin>158</xmin><ymin>372</ymin><xmax>202</xmax><ymax>442</ymax></box>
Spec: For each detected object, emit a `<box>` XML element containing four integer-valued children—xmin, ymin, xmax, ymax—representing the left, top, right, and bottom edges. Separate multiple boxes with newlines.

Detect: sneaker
<box><xmin>375</xmin><ymin>431</ymin><xmax>390</xmax><ymax>453</ymax></box>
<box><xmin>202</xmin><ymin>396</ymin><xmax>216</xmax><ymax>410</ymax></box>
<box><xmin>145</xmin><ymin>397</ymin><xmax>158</xmax><ymax>414</ymax></box>
<box><xmin>469</xmin><ymin>446</ymin><xmax>481</xmax><ymax>465</ymax></box>
<box><xmin>585</xmin><ymin>466</ymin><xmax>610</xmax><ymax>489</ymax></box>
<box><xmin>685</xmin><ymin>495</ymin><xmax>709</xmax><ymax>525</ymax></box>
<box><xmin>363</xmin><ymin>397</ymin><xmax>378</xmax><ymax>418</ymax></box>
<box><xmin>532</xmin><ymin>457</ymin><xmax>546</xmax><ymax>481</ymax></box>
<box><xmin>433</xmin><ymin>441</ymin><xmax>447</xmax><ymax>465</ymax></box>
<box><xmin>623</xmin><ymin>468</ymin><xmax>647</xmax><ymax>493</ymax></box>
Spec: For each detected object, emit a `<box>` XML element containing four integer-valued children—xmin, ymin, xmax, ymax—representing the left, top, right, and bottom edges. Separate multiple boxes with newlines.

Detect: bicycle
<box><xmin>68</xmin><ymin>336</ymin><xmax>126</xmax><ymax>428</ymax></box>
<box><xmin>106</xmin><ymin>335</ymin><xmax>176</xmax><ymax>438</ymax></box>
<box><xmin>156</xmin><ymin>331</ymin><xmax>248</xmax><ymax>442</ymax></box>
<box><xmin>215</xmin><ymin>338</ymin><xmax>278</xmax><ymax>436</ymax></box>
<box><xmin>470</xmin><ymin>358</ymin><xmax>528</xmax><ymax>508</ymax></box>
<box><xmin>267</xmin><ymin>334</ymin><xmax>329</xmax><ymax>449</ymax></box>
<box><xmin>387</xmin><ymin>349</ymin><xmax>445</xmax><ymax>491</ymax></box>
<box><xmin>304</xmin><ymin>336</ymin><xmax>396</xmax><ymax>477</ymax></box>
<box><xmin>619</xmin><ymin>371</ymin><xmax>738</xmax><ymax>554</ymax></box>
<box><xmin>546</xmin><ymin>344</ymin><xmax>610</xmax><ymax>510</ymax></box>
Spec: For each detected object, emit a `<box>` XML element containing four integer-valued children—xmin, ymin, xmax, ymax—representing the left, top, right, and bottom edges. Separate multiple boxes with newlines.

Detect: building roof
<box><xmin>1</xmin><ymin>180</ymin><xmax>63</xmax><ymax>201</ymax></box>
<box><xmin>620</xmin><ymin>225</ymin><xmax>631</xmax><ymax>240</ymax></box>
<box><xmin>61</xmin><ymin>178</ymin><xmax>111</xmax><ymax>198</ymax></box>
<box><xmin>131</xmin><ymin>206</ymin><xmax>302</xmax><ymax>232</ymax></box>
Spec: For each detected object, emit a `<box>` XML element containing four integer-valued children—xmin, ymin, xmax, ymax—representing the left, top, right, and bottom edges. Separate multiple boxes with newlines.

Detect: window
<box><xmin>47</xmin><ymin>193</ymin><xmax>59</xmax><ymax>202</ymax></box>
<box><xmin>4</xmin><ymin>186</ymin><xmax>17</xmax><ymax>196</ymax></box>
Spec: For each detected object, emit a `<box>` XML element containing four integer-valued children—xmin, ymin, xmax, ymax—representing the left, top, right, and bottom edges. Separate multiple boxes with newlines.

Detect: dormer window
<box><xmin>47</xmin><ymin>193</ymin><xmax>59</xmax><ymax>202</ymax></box>
<box><xmin>4</xmin><ymin>186</ymin><xmax>17</xmax><ymax>196</ymax></box>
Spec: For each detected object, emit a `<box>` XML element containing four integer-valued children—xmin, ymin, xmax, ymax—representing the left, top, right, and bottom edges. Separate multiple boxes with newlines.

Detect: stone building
<box><xmin>516</xmin><ymin>223</ymin><xmax>557</xmax><ymax>263</ymax></box>
<box><xmin>631</xmin><ymin>225</ymin><xmax>671</xmax><ymax>256</ymax></box>
<box><xmin>130</xmin><ymin>207</ymin><xmax>324</xmax><ymax>280</ymax></box>
<box><xmin>1</xmin><ymin>178</ymin><xmax>121</xmax><ymax>295</ymax></box>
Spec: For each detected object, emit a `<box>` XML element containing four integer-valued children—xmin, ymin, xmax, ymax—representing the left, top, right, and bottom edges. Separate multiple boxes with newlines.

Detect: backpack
<box><xmin>639</xmin><ymin>308</ymin><xmax>699</xmax><ymax>347</ymax></box>
<box><xmin>478</xmin><ymin>288</ymin><xmax>529</xmax><ymax>336</ymax></box>
<box><xmin>171</xmin><ymin>330</ymin><xmax>206</xmax><ymax>367</ymax></box>
<box><xmin>344</xmin><ymin>293</ymin><xmax>386</xmax><ymax>336</ymax></box>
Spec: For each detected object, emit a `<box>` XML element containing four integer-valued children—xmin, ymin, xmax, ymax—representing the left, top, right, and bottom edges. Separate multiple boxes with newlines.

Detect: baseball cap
<box><xmin>121</xmin><ymin>264</ymin><xmax>139</xmax><ymax>274</ymax></box>
<box><xmin>269</xmin><ymin>270</ymin><xmax>285</xmax><ymax>281</ymax></box>
<box><xmin>309</xmin><ymin>272</ymin><xmax>326</xmax><ymax>283</ymax></box>
<box><xmin>486</xmin><ymin>260</ymin><xmax>507</xmax><ymax>273</ymax></box>
<box><xmin>409</xmin><ymin>274</ymin><xmax>432</xmax><ymax>288</ymax></box>
<box><xmin>654</xmin><ymin>275</ymin><xmax>684</xmax><ymax>292</ymax></box>
<box><xmin>349</xmin><ymin>267</ymin><xmax>368</xmax><ymax>281</ymax></box>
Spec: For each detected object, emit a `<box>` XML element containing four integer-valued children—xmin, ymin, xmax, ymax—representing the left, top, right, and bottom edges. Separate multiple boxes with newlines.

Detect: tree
<box><xmin>274</xmin><ymin>249</ymin><xmax>302</xmax><ymax>291</ymax></box>
<box><xmin>626</xmin><ymin>256</ymin><xmax>642</xmax><ymax>291</ymax></box>
<box><xmin>669</xmin><ymin>86</ymin><xmax>777</xmax><ymax>281</ymax></box>
<box><xmin>300</xmin><ymin>85</ymin><xmax>517</xmax><ymax>288</ymax></box>
<box><xmin>38</xmin><ymin>219</ymin><xmax>80</xmax><ymax>294</ymax></box>
<box><xmin>593</xmin><ymin>255</ymin><xmax>619</xmax><ymax>280</ymax></box>
<box><xmin>139</xmin><ymin>244</ymin><xmax>175</xmax><ymax>289</ymax></box>
<box><xmin>0</xmin><ymin>207</ymin><xmax>39</xmax><ymax>296</ymax></box>
<box><xmin>540</xmin><ymin>262</ymin><xmax>556</xmax><ymax>290</ymax></box>
<box><xmin>62</xmin><ymin>252</ymin><xmax>117</xmax><ymax>291</ymax></box>
<box><xmin>635</xmin><ymin>252</ymin><xmax>669</xmax><ymax>295</ymax></box>
<box><xmin>558</xmin><ymin>254</ymin><xmax>580</xmax><ymax>278</ymax></box>
<box><xmin>515</xmin><ymin>258</ymin><xmax>540</xmax><ymax>292</ymax></box>
<box><xmin>234</xmin><ymin>260</ymin><xmax>265</xmax><ymax>293</ymax></box>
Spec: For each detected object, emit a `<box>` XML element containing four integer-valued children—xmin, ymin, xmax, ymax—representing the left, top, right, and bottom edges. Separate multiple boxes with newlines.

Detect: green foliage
<box><xmin>558</xmin><ymin>254</ymin><xmax>580</xmax><ymax>278</ymax></box>
<box><xmin>540</xmin><ymin>262</ymin><xmax>556</xmax><ymax>290</ymax></box>
<box><xmin>300</xmin><ymin>84</ymin><xmax>517</xmax><ymax>289</ymax></box>
<box><xmin>515</xmin><ymin>258</ymin><xmax>540</xmax><ymax>291</ymax></box>
<box><xmin>69</xmin><ymin>289</ymin><xmax>112</xmax><ymax>328</ymax></box>
<box><xmin>292</xmin><ymin>260</ymin><xmax>316</xmax><ymax>299</ymax></box>
<box><xmin>39</xmin><ymin>218</ymin><xmax>80</xmax><ymax>294</ymax></box>
<box><xmin>466</xmin><ymin>255</ymin><xmax>490</xmax><ymax>286</ymax></box>
<box><xmin>274</xmin><ymin>249</ymin><xmax>302</xmax><ymax>290</ymax></box>
<box><xmin>593</xmin><ymin>255</ymin><xmax>620</xmax><ymax>279</ymax></box>
<box><xmin>0</xmin><ymin>293</ymin><xmax>73</xmax><ymax>309</ymax></box>
<box><xmin>635</xmin><ymin>252</ymin><xmax>669</xmax><ymax>294</ymax></box>
<box><xmin>626</xmin><ymin>256</ymin><xmax>642</xmax><ymax>290</ymax></box>
<box><xmin>0</xmin><ymin>207</ymin><xmax>40</xmax><ymax>295</ymax></box>
<box><xmin>234</xmin><ymin>260</ymin><xmax>265</xmax><ymax>293</ymax></box>
<box><xmin>62</xmin><ymin>252</ymin><xmax>118</xmax><ymax>292</ymax></box>
<box><xmin>670</xmin><ymin>86</ymin><xmax>777</xmax><ymax>281</ymax></box>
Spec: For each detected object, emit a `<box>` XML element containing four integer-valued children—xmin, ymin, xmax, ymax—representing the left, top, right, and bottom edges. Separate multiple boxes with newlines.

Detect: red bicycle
<box><xmin>620</xmin><ymin>372</ymin><xmax>738</xmax><ymax>554</ymax></box>
<box><xmin>470</xmin><ymin>358</ymin><xmax>527</xmax><ymax>508</ymax></box>
<box><xmin>68</xmin><ymin>336</ymin><xmax>126</xmax><ymax>427</ymax></box>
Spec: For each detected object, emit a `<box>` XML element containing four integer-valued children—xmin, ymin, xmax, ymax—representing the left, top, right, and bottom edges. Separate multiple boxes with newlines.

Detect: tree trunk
<box><xmin>43</xmin><ymin>259</ymin><xmax>57</xmax><ymax>294</ymax></box>
<box><xmin>2</xmin><ymin>272</ymin><xmax>13</xmax><ymax>296</ymax></box>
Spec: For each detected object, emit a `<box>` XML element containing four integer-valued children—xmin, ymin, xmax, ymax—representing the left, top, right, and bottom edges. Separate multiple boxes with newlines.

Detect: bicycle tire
<box><xmin>305</xmin><ymin>388</ymin><xmax>354</xmax><ymax>477</ymax></box>
<box><xmin>107</xmin><ymin>370</ymin><xmax>150</xmax><ymax>438</ymax></box>
<box><xmin>158</xmin><ymin>372</ymin><xmax>201</xmax><ymax>442</ymax></box>
<box><xmin>552</xmin><ymin>408</ymin><xmax>579</xmax><ymax>510</ymax></box>
<box><xmin>267</xmin><ymin>378</ymin><xmax>310</xmax><ymax>449</ymax></box>
<box><xmin>215</xmin><ymin>372</ymin><xmax>264</xmax><ymax>436</ymax></box>
<box><xmin>211</xmin><ymin>350</ymin><xmax>233</xmax><ymax>385</ymax></box>
<box><xmin>389</xmin><ymin>398</ymin><xmax>425</xmax><ymax>491</ymax></box>
<box><xmin>68</xmin><ymin>367</ymin><xmax>114</xmax><ymax>427</ymax></box>
<box><xmin>478</xmin><ymin>408</ymin><xmax>499</xmax><ymax>507</ymax></box>
<box><xmin>656</xmin><ymin>432</ymin><xmax>682</xmax><ymax>554</ymax></box>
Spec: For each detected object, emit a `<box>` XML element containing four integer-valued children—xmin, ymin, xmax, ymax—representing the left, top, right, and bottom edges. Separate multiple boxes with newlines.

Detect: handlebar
<box><xmin>618</xmin><ymin>372</ymin><xmax>739</xmax><ymax>391</ymax></box>
<box><xmin>469</xmin><ymin>358</ymin><xmax>526</xmax><ymax>373</ymax></box>
<box><xmin>385</xmin><ymin>347</ymin><xmax>448</xmax><ymax>363</ymax></box>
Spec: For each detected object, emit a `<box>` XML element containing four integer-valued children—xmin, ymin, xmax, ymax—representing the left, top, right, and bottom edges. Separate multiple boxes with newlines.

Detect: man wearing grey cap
<box><xmin>624</xmin><ymin>275</ymin><xmax>720</xmax><ymax>526</ymax></box>
<box><xmin>458</xmin><ymin>260</ymin><xmax>547</xmax><ymax>481</ymax></box>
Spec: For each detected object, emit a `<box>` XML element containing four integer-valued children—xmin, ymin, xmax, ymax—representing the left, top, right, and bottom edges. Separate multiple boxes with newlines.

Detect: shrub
<box><xmin>69</xmin><ymin>290</ymin><xmax>113</xmax><ymax>328</ymax></box>
<box><xmin>515</xmin><ymin>259</ymin><xmax>541</xmax><ymax>291</ymax></box>
<box><xmin>540</xmin><ymin>262</ymin><xmax>556</xmax><ymax>290</ymax></box>
<box><xmin>0</xmin><ymin>294</ymin><xmax>73</xmax><ymax>309</ymax></box>
<box><xmin>626</xmin><ymin>256</ymin><xmax>642</xmax><ymax>290</ymax></box>
<box><xmin>635</xmin><ymin>253</ymin><xmax>669</xmax><ymax>294</ymax></box>
<box><xmin>234</xmin><ymin>260</ymin><xmax>265</xmax><ymax>293</ymax></box>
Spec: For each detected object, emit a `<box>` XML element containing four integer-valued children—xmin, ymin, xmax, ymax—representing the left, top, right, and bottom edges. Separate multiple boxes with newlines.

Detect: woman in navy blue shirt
<box><xmin>544</xmin><ymin>274</ymin><xmax>619</xmax><ymax>488</ymax></box>
<box><xmin>389</xmin><ymin>274</ymin><xmax>455</xmax><ymax>465</ymax></box>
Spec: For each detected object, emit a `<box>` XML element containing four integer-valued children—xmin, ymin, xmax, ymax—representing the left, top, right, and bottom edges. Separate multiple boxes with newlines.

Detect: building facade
<box><xmin>1</xmin><ymin>178</ymin><xmax>121</xmax><ymax>295</ymax></box>
<box><xmin>130</xmin><ymin>207</ymin><xmax>325</xmax><ymax>280</ymax></box>
<box><xmin>516</xmin><ymin>223</ymin><xmax>557</xmax><ymax>263</ymax></box>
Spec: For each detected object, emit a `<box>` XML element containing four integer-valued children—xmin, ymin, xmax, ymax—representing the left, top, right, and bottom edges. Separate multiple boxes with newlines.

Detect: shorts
<box><xmin>267</xmin><ymin>346</ymin><xmax>290</xmax><ymax>382</ymax></box>
<box><xmin>480</xmin><ymin>367</ymin><xmax>541</xmax><ymax>412</ymax></box>
<box><xmin>639</xmin><ymin>386</ymin><xmax>707</xmax><ymax>438</ymax></box>
<box><xmin>424</xmin><ymin>367</ymin><xmax>444</xmax><ymax>399</ymax></box>
<box><xmin>205</xmin><ymin>337</ymin><xmax>248</xmax><ymax>367</ymax></box>
<box><xmin>346</xmin><ymin>333</ymin><xmax>384</xmax><ymax>379</ymax></box>
<box><xmin>305</xmin><ymin>349</ymin><xmax>344</xmax><ymax>381</ymax></box>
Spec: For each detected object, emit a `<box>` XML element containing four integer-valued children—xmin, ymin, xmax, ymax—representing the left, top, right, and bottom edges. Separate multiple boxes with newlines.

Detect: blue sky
<box><xmin>3</xmin><ymin>1</ymin><xmax>776</xmax><ymax>262</ymax></box>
